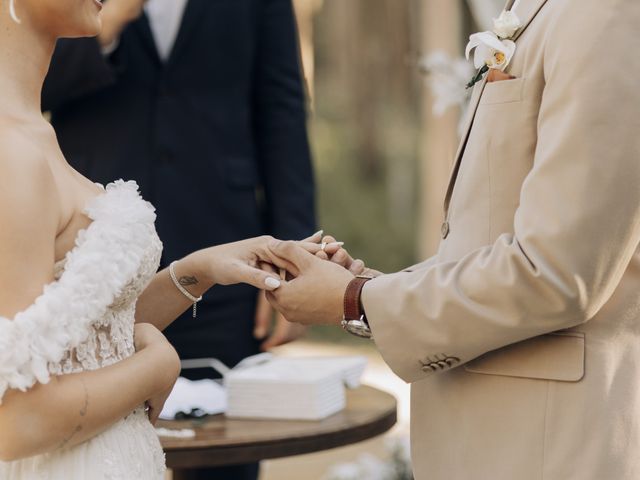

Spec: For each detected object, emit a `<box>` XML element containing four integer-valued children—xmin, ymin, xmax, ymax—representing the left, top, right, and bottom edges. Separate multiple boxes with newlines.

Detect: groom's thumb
<box><xmin>269</xmin><ymin>239</ymin><xmax>313</xmax><ymax>271</ymax></box>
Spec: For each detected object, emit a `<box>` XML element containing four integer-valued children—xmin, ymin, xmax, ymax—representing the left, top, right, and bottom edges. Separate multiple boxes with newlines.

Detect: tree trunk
<box><xmin>418</xmin><ymin>0</ymin><xmax>464</xmax><ymax>258</ymax></box>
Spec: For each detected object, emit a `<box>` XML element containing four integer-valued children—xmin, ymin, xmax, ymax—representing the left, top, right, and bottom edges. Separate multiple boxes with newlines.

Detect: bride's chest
<box><xmin>47</xmin><ymin>180</ymin><xmax>164</xmax><ymax>374</ymax></box>
<box><xmin>50</xmin><ymin>231</ymin><xmax>162</xmax><ymax>375</ymax></box>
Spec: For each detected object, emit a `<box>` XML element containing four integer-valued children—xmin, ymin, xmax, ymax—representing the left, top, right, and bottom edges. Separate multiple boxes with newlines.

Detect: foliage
<box><xmin>306</xmin><ymin>0</ymin><xmax>422</xmax><ymax>340</ymax></box>
<box><xmin>311</xmin><ymin>116</ymin><xmax>419</xmax><ymax>274</ymax></box>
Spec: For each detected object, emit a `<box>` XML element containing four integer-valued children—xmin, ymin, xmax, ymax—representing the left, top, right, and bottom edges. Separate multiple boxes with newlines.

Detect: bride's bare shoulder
<box><xmin>0</xmin><ymin>121</ymin><xmax>58</xmax><ymax>224</ymax></box>
<box><xmin>0</xmin><ymin>117</ymin><xmax>55</xmax><ymax>193</ymax></box>
<box><xmin>0</xmin><ymin>121</ymin><xmax>60</xmax><ymax>318</ymax></box>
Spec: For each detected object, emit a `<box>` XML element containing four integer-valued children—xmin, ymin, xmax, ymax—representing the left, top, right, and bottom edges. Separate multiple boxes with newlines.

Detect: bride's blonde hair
<box><xmin>9</xmin><ymin>0</ymin><xmax>21</xmax><ymax>24</ymax></box>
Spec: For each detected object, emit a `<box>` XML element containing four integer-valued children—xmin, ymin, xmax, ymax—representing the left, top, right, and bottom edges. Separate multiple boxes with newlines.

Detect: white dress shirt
<box><xmin>144</xmin><ymin>0</ymin><xmax>189</xmax><ymax>60</ymax></box>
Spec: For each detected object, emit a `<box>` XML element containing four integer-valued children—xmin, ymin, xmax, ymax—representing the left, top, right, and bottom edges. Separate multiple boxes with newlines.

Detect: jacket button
<box><xmin>441</xmin><ymin>221</ymin><xmax>450</xmax><ymax>239</ymax></box>
<box><xmin>422</xmin><ymin>365</ymin><xmax>436</xmax><ymax>373</ymax></box>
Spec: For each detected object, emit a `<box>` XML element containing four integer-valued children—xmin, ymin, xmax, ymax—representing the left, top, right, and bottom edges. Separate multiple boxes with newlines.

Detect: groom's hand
<box><xmin>254</xmin><ymin>291</ymin><xmax>308</xmax><ymax>350</ymax></box>
<box><xmin>265</xmin><ymin>240</ymin><xmax>354</xmax><ymax>325</ymax></box>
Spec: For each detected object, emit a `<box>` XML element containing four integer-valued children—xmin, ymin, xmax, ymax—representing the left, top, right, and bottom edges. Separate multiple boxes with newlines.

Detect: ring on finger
<box><xmin>320</xmin><ymin>242</ymin><xmax>328</xmax><ymax>252</ymax></box>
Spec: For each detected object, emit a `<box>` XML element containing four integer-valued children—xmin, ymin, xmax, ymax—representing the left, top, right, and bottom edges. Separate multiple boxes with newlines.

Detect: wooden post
<box><xmin>418</xmin><ymin>0</ymin><xmax>464</xmax><ymax>258</ymax></box>
<box><xmin>292</xmin><ymin>0</ymin><xmax>323</xmax><ymax>105</ymax></box>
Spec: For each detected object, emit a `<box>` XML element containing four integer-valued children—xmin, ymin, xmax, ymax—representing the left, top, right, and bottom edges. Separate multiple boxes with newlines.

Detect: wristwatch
<box><xmin>341</xmin><ymin>275</ymin><xmax>374</xmax><ymax>339</ymax></box>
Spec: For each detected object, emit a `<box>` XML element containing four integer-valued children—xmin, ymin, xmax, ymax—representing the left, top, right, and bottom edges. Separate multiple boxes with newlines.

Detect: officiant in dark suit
<box><xmin>43</xmin><ymin>0</ymin><xmax>315</xmax><ymax>478</ymax></box>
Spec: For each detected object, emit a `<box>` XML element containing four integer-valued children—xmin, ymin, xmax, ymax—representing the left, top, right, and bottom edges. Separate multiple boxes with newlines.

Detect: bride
<box><xmin>0</xmin><ymin>0</ymin><xmax>349</xmax><ymax>478</ymax></box>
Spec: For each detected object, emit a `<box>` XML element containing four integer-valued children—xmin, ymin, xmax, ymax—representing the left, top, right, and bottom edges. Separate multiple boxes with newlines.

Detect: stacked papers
<box><xmin>159</xmin><ymin>355</ymin><xmax>368</xmax><ymax>422</ymax></box>
<box><xmin>225</xmin><ymin>356</ymin><xmax>367</xmax><ymax>421</ymax></box>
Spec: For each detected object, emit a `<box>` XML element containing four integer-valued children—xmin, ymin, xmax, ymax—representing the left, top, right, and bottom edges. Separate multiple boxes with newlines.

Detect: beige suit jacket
<box><xmin>363</xmin><ymin>0</ymin><xmax>640</xmax><ymax>478</ymax></box>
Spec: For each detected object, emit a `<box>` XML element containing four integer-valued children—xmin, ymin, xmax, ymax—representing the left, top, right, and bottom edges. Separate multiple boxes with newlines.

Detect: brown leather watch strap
<box><xmin>343</xmin><ymin>276</ymin><xmax>373</xmax><ymax>321</ymax></box>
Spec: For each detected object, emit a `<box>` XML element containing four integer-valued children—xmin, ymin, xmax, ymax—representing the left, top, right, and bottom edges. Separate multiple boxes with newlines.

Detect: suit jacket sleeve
<box><xmin>252</xmin><ymin>0</ymin><xmax>316</xmax><ymax>240</ymax></box>
<box><xmin>42</xmin><ymin>38</ymin><xmax>120</xmax><ymax>112</ymax></box>
<box><xmin>402</xmin><ymin>256</ymin><xmax>438</xmax><ymax>273</ymax></box>
<box><xmin>363</xmin><ymin>3</ymin><xmax>640</xmax><ymax>383</ymax></box>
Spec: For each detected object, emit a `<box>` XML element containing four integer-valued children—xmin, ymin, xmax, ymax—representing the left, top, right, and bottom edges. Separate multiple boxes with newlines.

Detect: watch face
<box><xmin>344</xmin><ymin>319</ymin><xmax>373</xmax><ymax>339</ymax></box>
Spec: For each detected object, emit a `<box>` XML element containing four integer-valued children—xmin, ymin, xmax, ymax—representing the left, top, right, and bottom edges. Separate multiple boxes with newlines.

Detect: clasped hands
<box><xmin>262</xmin><ymin>234</ymin><xmax>369</xmax><ymax>327</ymax></box>
<box><xmin>257</xmin><ymin>232</ymin><xmax>382</xmax><ymax>328</ymax></box>
<box><xmin>197</xmin><ymin>231</ymin><xmax>381</xmax><ymax>332</ymax></box>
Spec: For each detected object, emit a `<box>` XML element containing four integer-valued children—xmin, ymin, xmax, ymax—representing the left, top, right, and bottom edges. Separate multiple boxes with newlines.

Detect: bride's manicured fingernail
<box><xmin>265</xmin><ymin>277</ymin><xmax>281</xmax><ymax>289</ymax></box>
<box><xmin>313</xmin><ymin>229</ymin><xmax>324</xmax><ymax>238</ymax></box>
<box><xmin>331</xmin><ymin>242</ymin><xmax>345</xmax><ymax>247</ymax></box>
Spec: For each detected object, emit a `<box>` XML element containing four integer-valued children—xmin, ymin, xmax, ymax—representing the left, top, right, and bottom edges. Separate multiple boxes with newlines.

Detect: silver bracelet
<box><xmin>169</xmin><ymin>261</ymin><xmax>203</xmax><ymax>318</ymax></box>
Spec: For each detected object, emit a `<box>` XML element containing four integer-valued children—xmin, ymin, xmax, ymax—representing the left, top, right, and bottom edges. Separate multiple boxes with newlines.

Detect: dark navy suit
<box><xmin>43</xmin><ymin>1</ymin><xmax>315</xmax><ymax>477</ymax></box>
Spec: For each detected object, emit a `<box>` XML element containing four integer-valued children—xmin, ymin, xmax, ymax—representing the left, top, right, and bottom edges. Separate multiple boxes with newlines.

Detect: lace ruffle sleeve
<box><xmin>0</xmin><ymin>181</ymin><xmax>157</xmax><ymax>404</ymax></box>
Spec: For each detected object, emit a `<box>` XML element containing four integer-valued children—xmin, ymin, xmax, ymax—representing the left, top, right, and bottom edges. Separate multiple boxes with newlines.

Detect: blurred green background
<box><xmin>307</xmin><ymin>0</ymin><xmax>423</xmax><ymax>274</ymax></box>
<box><xmin>295</xmin><ymin>0</ymin><xmax>426</xmax><ymax>342</ymax></box>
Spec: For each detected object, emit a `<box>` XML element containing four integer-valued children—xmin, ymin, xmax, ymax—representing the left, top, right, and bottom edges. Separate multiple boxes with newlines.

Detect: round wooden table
<box><xmin>157</xmin><ymin>385</ymin><xmax>397</xmax><ymax>470</ymax></box>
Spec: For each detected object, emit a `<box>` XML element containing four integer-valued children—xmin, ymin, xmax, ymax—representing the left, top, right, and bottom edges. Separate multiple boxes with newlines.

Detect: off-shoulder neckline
<box><xmin>53</xmin><ymin>181</ymin><xmax>111</xmax><ymax>271</ymax></box>
<box><xmin>0</xmin><ymin>179</ymin><xmax>158</xmax><ymax>403</ymax></box>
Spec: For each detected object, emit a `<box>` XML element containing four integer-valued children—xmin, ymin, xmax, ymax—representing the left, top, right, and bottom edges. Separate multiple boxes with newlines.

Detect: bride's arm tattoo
<box><xmin>56</xmin><ymin>379</ymin><xmax>89</xmax><ymax>450</ymax></box>
<box><xmin>178</xmin><ymin>275</ymin><xmax>199</xmax><ymax>287</ymax></box>
<box><xmin>57</xmin><ymin>424</ymin><xmax>82</xmax><ymax>451</ymax></box>
<box><xmin>79</xmin><ymin>379</ymin><xmax>89</xmax><ymax>417</ymax></box>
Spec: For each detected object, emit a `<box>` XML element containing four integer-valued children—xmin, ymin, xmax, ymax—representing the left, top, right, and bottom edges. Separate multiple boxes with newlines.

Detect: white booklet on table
<box><xmin>160</xmin><ymin>354</ymin><xmax>367</xmax><ymax>422</ymax></box>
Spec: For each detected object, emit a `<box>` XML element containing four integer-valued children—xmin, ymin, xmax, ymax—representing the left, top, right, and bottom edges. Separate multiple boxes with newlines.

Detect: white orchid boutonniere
<box><xmin>465</xmin><ymin>10</ymin><xmax>522</xmax><ymax>89</ymax></box>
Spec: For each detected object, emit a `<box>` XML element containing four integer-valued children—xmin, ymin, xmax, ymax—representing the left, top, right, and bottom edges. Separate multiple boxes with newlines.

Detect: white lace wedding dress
<box><xmin>0</xmin><ymin>180</ymin><xmax>167</xmax><ymax>480</ymax></box>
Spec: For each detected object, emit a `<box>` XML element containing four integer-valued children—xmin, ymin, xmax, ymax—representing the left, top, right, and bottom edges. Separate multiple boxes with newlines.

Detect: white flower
<box><xmin>492</xmin><ymin>10</ymin><xmax>521</xmax><ymax>39</ymax></box>
<box><xmin>465</xmin><ymin>31</ymin><xmax>516</xmax><ymax>71</ymax></box>
<box><xmin>419</xmin><ymin>51</ymin><xmax>474</xmax><ymax>115</ymax></box>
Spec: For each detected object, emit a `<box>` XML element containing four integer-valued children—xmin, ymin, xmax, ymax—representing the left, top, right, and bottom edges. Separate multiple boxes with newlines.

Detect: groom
<box><xmin>265</xmin><ymin>0</ymin><xmax>640</xmax><ymax>478</ymax></box>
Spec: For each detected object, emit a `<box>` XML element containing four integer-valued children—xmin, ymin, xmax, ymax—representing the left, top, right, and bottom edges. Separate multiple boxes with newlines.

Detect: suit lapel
<box><xmin>167</xmin><ymin>0</ymin><xmax>209</xmax><ymax>66</ymax></box>
<box><xmin>133</xmin><ymin>13</ymin><xmax>162</xmax><ymax>67</ymax></box>
<box><xmin>511</xmin><ymin>0</ymin><xmax>550</xmax><ymax>42</ymax></box>
<box><xmin>443</xmin><ymin>77</ymin><xmax>488</xmax><ymax>213</ymax></box>
<box><xmin>442</xmin><ymin>0</ymin><xmax>549</xmax><ymax>216</ymax></box>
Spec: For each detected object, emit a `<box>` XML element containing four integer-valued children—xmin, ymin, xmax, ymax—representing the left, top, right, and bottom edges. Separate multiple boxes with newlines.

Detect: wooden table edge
<box><xmin>166</xmin><ymin>408</ymin><xmax>396</xmax><ymax>469</ymax></box>
<box><xmin>163</xmin><ymin>386</ymin><xmax>398</xmax><ymax>469</ymax></box>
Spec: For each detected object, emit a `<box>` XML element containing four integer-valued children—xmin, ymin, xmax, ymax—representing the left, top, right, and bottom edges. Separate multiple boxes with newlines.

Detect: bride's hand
<box><xmin>265</xmin><ymin>231</ymin><xmax>346</xmax><ymax>280</ymax></box>
<box><xmin>191</xmin><ymin>236</ymin><xmax>289</xmax><ymax>291</ymax></box>
<box><xmin>313</xmin><ymin>234</ymin><xmax>383</xmax><ymax>277</ymax></box>
<box><xmin>146</xmin><ymin>385</ymin><xmax>174</xmax><ymax>426</ymax></box>
<box><xmin>262</xmin><ymin>231</ymin><xmax>382</xmax><ymax>279</ymax></box>
<box><xmin>186</xmin><ymin>232</ymin><xmax>350</xmax><ymax>291</ymax></box>
<box><xmin>133</xmin><ymin>324</ymin><xmax>181</xmax><ymax>424</ymax></box>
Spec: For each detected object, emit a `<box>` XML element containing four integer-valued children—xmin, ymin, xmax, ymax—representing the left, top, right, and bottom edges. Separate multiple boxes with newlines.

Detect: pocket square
<box><xmin>487</xmin><ymin>69</ymin><xmax>516</xmax><ymax>83</ymax></box>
